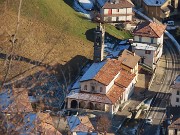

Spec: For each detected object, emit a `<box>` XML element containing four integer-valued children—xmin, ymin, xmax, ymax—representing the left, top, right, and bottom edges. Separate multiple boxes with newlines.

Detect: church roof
<box><xmin>80</xmin><ymin>59</ymin><xmax>122</xmax><ymax>86</ymax></box>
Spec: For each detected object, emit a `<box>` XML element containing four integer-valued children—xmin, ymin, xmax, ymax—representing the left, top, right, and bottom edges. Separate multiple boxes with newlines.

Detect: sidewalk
<box><xmin>149</xmin><ymin>55</ymin><xmax>167</xmax><ymax>92</ymax></box>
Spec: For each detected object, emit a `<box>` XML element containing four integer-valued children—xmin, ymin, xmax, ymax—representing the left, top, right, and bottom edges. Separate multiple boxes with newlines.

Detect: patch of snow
<box><xmin>119</xmin><ymin>40</ymin><xmax>128</xmax><ymax>45</ymax></box>
<box><xmin>132</xmin><ymin>42</ymin><xmax>156</xmax><ymax>50</ymax></box>
<box><xmin>105</xmin><ymin>42</ymin><xmax>115</xmax><ymax>49</ymax></box>
<box><xmin>67</xmin><ymin>115</ymin><xmax>81</xmax><ymax>131</ymax></box>
<box><xmin>80</xmin><ymin>61</ymin><xmax>107</xmax><ymax>82</ymax></box>
<box><xmin>72</xmin><ymin>78</ymin><xmax>81</xmax><ymax>90</ymax></box>
<box><xmin>106</xmin><ymin>51</ymin><xmax>121</xmax><ymax>58</ymax></box>
<box><xmin>74</xmin><ymin>0</ymin><xmax>91</xmax><ymax>19</ymax></box>
<box><xmin>144</xmin><ymin>0</ymin><xmax>166</xmax><ymax>6</ymax></box>
<box><xmin>77</xmin><ymin>0</ymin><xmax>94</xmax><ymax>10</ymax></box>
<box><xmin>20</xmin><ymin>113</ymin><xmax>37</xmax><ymax>133</ymax></box>
<box><xmin>114</xmin><ymin>44</ymin><xmax>130</xmax><ymax>51</ymax></box>
<box><xmin>104</xmin><ymin>47</ymin><xmax>113</xmax><ymax>53</ymax></box>
<box><xmin>0</xmin><ymin>90</ymin><xmax>12</xmax><ymax>110</ymax></box>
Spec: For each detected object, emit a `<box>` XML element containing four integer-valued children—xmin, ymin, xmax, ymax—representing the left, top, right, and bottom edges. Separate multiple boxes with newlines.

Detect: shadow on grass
<box><xmin>63</xmin><ymin>0</ymin><xmax>74</xmax><ymax>7</ymax></box>
<box><xmin>85</xmin><ymin>28</ymin><xmax>95</xmax><ymax>42</ymax></box>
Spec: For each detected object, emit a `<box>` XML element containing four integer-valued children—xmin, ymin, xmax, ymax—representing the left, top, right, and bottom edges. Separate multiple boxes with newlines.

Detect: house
<box><xmin>0</xmin><ymin>87</ymin><xmax>62</xmax><ymax>135</ymax></box>
<box><xmin>67</xmin><ymin>59</ymin><xmax>136</xmax><ymax>115</ymax></box>
<box><xmin>168</xmin><ymin>118</ymin><xmax>180</xmax><ymax>135</ymax></box>
<box><xmin>118</xmin><ymin>49</ymin><xmax>141</xmax><ymax>80</ymax></box>
<box><xmin>132</xmin><ymin>21</ymin><xmax>166</xmax><ymax>70</ymax></box>
<box><xmin>100</xmin><ymin>0</ymin><xmax>134</xmax><ymax>22</ymax></box>
<box><xmin>67</xmin><ymin>115</ymin><xmax>97</xmax><ymax>135</ymax></box>
<box><xmin>170</xmin><ymin>75</ymin><xmax>180</xmax><ymax>107</ymax></box>
<box><xmin>142</xmin><ymin>0</ymin><xmax>179</xmax><ymax>21</ymax></box>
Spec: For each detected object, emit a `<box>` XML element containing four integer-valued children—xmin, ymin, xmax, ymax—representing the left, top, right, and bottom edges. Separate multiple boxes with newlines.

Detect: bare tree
<box><xmin>96</xmin><ymin>115</ymin><xmax>111</xmax><ymax>134</ymax></box>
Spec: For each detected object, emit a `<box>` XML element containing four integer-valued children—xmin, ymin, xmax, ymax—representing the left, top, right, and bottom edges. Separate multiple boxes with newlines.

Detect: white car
<box><xmin>145</xmin><ymin>117</ymin><xmax>152</xmax><ymax>125</ymax></box>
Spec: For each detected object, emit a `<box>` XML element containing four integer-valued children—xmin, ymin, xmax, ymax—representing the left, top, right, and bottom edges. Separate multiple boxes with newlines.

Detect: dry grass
<box><xmin>0</xmin><ymin>0</ymin><xmax>131</xmax><ymax>82</ymax></box>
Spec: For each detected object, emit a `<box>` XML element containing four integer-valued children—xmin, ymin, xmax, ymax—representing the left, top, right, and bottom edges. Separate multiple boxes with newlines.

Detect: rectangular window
<box><xmin>117</xmin><ymin>9</ymin><xmax>119</xmax><ymax>12</ymax></box>
<box><xmin>151</xmin><ymin>37</ymin><xmax>154</xmax><ymax>43</ymax></box>
<box><xmin>177</xmin><ymin>91</ymin><xmax>179</xmax><ymax>95</ymax></box>
<box><xmin>176</xmin><ymin>98</ymin><xmax>179</xmax><ymax>102</ymax></box>
<box><xmin>139</xmin><ymin>36</ymin><xmax>142</xmax><ymax>42</ymax></box>
<box><xmin>145</xmin><ymin>50</ymin><xmax>151</xmax><ymax>54</ymax></box>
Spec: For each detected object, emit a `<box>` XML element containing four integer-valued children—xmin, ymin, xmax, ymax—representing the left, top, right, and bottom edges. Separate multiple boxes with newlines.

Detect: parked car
<box><xmin>164</xmin><ymin>20</ymin><xmax>174</xmax><ymax>26</ymax></box>
<box><xmin>145</xmin><ymin>117</ymin><xmax>152</xmax><ymax>125</ymax></box>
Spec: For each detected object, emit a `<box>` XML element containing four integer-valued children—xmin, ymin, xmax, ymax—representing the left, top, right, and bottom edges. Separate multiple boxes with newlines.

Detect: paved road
<box><xmin>140</xmin><ymin>39</ymin><xmax>180</xmax><ymax>135</ymax></box>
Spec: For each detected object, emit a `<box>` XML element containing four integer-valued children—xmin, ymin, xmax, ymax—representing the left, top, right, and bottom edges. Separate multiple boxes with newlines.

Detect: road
<box><xmin>139</xmin><ymin>39</ymin><xmax>180</xmax><ymax>135</ymax></box>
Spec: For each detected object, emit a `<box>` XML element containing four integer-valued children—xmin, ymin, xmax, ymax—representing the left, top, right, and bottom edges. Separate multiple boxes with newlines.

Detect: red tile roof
<box><xmin>115</xmin><ymin>69</ymin><xmax>136</xmax><ymax>88</ymax></box>
<box><xmin>94</xmin><ymin>59</ymin><xmax>122</xmax><ymax>85</ymax></box>
<box><xmin>3</xmin><ymin>88</ymin><xmax>33</xmax><ymax>113</ymax></box>
<box><xmin>118</xmin><ymin>49</ymin><xmax>140</xmax><ymax>69</ymax></box>
<box><xmin>102</xmin><ymin>0</ymin><xmax>134</xmax><ymax>9</ymax></box>
<box><xmin>107</xmin><ymin>84</ymin><xmax>125</xmax><ymax>104</ymax></box>
<box><xmin>36</xmin><ymin>112</ymin><xmax>62</xmax><ymax>135</ymax></box>
<box><xmin>72</xmin><ymin>116</ymin><xmax>94</xmax><ymax>132</ymax></box>
<box><xmin>133</xmin><ymin>21</ymin><xmax>166</xmax><ymax>38</ymax></box>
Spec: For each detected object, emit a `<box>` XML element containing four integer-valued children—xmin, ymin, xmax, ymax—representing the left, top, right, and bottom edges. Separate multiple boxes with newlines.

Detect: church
<box><xmin>66</xmin><ymin>24</ymin><xmax>140</xmax><ymax>115</ymax></box>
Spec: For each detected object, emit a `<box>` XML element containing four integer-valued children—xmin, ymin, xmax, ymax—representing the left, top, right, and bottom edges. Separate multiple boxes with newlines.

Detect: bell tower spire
<box><xmin>93</xmin><ymin>23</ymin><xmax>105</xmax><ymax>63</ymax></box>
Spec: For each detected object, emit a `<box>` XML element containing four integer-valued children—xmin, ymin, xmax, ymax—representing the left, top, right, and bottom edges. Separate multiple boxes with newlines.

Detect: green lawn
<box><xmin>8</xmin><ymin>0</ymin><xmax>132</xmax><ymax>41</ymax></box>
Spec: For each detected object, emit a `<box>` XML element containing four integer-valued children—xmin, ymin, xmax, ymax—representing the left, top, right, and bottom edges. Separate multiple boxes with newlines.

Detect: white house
<box><xmin>170</xmin><ymin>75</ymin><xmax>180</xmax><ymax>107</ymax></box>
<box><xmin>100</xmin><ymin>0</ymin><xmax>134</xmax><ymax>22</ymax></box>
<box><xmin>67</xmin><ymin>59</ymin><xmax>136</xmax><ymax>115</ymax></box>
<box><xmin>132</xmin><ymin>21</ymin><xmax>166</xmax><ymax>70</ymax></box>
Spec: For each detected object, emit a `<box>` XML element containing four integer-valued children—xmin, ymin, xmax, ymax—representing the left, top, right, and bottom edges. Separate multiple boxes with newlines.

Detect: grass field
<box><xmin>0</xmin><ymin>0</ymin><xmax>132</xmax><ymax>82</ymax></box>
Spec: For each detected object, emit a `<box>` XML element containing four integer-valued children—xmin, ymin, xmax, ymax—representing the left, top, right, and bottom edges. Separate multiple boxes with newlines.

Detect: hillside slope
<box><xmin>0</xmin><ymin>0</ymin><xmax>131</xmax><ymax>81</ymax></box>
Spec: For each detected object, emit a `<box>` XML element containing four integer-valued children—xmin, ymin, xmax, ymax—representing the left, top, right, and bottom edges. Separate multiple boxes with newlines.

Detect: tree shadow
<box><xmin>63</xmin><ymin>0</ymin><xmax>74</xmax><ymax>8</ymax></box>
<box><xmin>85</xmin><ymin>28</ymin><xmax>96</xmax><ymax>42</ymax></box>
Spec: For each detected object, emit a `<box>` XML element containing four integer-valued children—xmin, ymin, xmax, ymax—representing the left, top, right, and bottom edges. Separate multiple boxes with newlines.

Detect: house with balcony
<box><xmin>170</xmin><ymin>75</ymin><xmax>180</xmax><ymax>107</ymax></box>
<box><xmin>131</xmin><ymin>21</ymin><xmax>166</xmax><ymax>70</ymax></box>
<box><xmin>100</xmin><ymin>0</ymin><xmax>134</xmax><ymax>22</ymax></box>
<box><xmin>67</xmin><ymin>59</ymin><xmax>136</xmax><ymax>115</ymax></box>
<box><xmin>142</xmin><ymin>0</ymin><xmax>179</xmax><ymax>21</ymax></box>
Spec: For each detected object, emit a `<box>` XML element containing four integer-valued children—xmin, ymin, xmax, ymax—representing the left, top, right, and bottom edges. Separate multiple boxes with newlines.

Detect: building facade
<box><xmin>132</xmin><ymin>21</ymin><xmax>166</xmax><ymax>70</ymax></box>
<box><xmin>142</xmin><ymin>0</ymin><xmax>179</xmax><ymax>21</ymax></box>
<box><xmin>168</xmin><ymin>118</ymin><xmax>180</xmax><ymax>135</ymax></box>
<box><xmin>171</xmin><ymin>75</ymin><xmax>180</xmax><ymax>107</ymax></box>
<box><xmin>100</xmin><ymin>0</ymin><xmax>134</xmax><ymax>22</ymax></box>
<box><xmin>67</xmin><ymin>59</ymin><xmax>136</xmax><ymax>115</ymax></box>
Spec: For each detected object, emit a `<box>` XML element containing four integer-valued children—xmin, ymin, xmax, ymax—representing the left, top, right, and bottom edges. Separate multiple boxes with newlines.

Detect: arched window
<box><xmin>84</xmin><ymin>85</ymin><xmax>87</xmax><ymax>90</ymax></box>
<box><xmin>91</xmin><ymin>86</ymin><xmax>95</xmax><ymax>92</ymax></box>
<box><xmin>100</xmin><ymin>87</ymin><xmax>103</xmax><ymax>92</ymax></box>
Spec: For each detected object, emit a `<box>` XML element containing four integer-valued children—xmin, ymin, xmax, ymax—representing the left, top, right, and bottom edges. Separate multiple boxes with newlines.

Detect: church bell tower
<box><xmin>93</xmin><ymin>23</ymin><xmax>105</xmax><ymax>63</ymax></box>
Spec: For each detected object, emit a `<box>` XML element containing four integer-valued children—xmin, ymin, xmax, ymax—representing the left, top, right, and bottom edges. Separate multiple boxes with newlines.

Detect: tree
<box><xmin>96</xmin><ymin>115</ymin><xmax>111</xmax><ymax>134</ymax></box>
